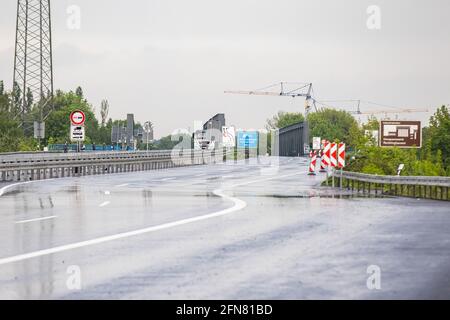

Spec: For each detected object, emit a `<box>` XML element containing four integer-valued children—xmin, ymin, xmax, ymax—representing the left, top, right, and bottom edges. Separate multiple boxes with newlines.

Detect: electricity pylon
<box><xmin>13</xmin><ymin>0</ymin><xmax>54</xmax><ymax>131</ymax></box>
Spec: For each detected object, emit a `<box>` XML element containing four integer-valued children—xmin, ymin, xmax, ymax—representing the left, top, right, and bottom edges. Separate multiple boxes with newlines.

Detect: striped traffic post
<box><xmin>330</xmin><ymin>143</ymin><xmax>338</xmax><ymax>168</ymax></box>
<box><xmin>337</xmin><ymin>143</ymin><xmax>346</xmax><ymax>189</ymax></box>
<box><xmin>320</xmin><ymin>141</ymin><xmax>330</xmax><ymax>172</ymax></box>
<box><xmin>338</xmin><ymin>143</ymin><xmax>346</xmax><ymax>168</ymax></box>
<box><xmin>308</xmin><ymin>151</ymin><xmax>317</xmax><ymax>176</ymax></box>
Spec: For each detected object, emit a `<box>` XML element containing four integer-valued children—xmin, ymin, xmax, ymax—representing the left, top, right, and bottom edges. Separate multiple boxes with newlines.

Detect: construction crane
<box><xmin>352</xmin><ymin>108</ymin><xmax>430</xmax><ymax>120</ymax></box>
<box><xmin>352</xmin><ymin>107</ymin><xmax>430</xmax><ymax>115</ymax></box>
<box><xmin>225</xmin><ymin>82</ymin><xmax>316</xmax><ymax>154</ymax></box>
<box><xmin>225</xmin><ymin>82</ymin><xmax>317</xmax><ymax>113</ymax></box>
<box><xmin>313</xmin><ymin>99</ymin><xmax>430</xmax><ymax>119</ymax></box>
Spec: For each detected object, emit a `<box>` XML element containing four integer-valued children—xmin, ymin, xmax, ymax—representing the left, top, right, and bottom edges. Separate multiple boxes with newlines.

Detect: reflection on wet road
<box><xmin>0</xmin><ymin>157</ymin><xmax>449</xmax><ymax>299</ymax></box>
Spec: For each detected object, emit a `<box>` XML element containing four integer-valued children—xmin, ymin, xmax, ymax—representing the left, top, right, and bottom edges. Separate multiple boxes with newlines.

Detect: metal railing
<box><xmin>0</xmin><ymin>149</ymin><xmax>233</xmax><ymax>183</ymax></box>
<box><xmin>331</xmin><ymin>170</ymin><xmax>450</xmax><ymax>201</ymax></box>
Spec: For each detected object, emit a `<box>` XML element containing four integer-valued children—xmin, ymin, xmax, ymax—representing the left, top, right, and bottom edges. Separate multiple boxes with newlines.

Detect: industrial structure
<box><xmin>225</xmin><ymin>82</ymin><xmax>315</xmax><ymax>154</ymax></box>
<box><xmin>278</xmin><ymin>121</ymin><xmax>306</xmax><ymax>157</ymax></box>
<box><xmin>13</xmin><ymin>0</ymin><xmax>54</xmax><ymax>131</ymax></box>
<box><xmin>194</xmin><ymin>113</ymin><xmax>226</xmax><ymax>150</ymax></box>
<box><xmin>111</xmin><ymin>114</ymin><xmax>155</xmax><ymax>150</ymax></box>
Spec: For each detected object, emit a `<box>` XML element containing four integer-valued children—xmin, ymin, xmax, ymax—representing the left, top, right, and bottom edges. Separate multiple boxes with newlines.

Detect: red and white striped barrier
<box><xmin>308</xmin><ymin>151</ymin><xmax>317</xmax><ymax>175</ymax></box>
<box><xmin>338</xmin><ymin>143</ymin><xmax>346</xmax><ymax>168</ymax></box>
<box><xmin>330</xmin><ymin>143</ymin><xmax>337</xmax><ymax>168</ymax></box>
<box><xmin>320</xmin><ymin>141</ymin><xmax>330</xmax><ymax>172</ymax></box>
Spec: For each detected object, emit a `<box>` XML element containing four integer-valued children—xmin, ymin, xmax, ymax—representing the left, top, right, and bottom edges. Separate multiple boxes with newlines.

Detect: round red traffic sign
<box><xmin>70</xmin><ymin>110</ymin><xmax>86</xmax><ymax>126</ymax></box>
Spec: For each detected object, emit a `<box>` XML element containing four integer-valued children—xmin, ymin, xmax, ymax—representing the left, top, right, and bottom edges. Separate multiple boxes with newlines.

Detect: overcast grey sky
<box><xmin>1</xmin><ymin>0</ymin><xmax>449</xmax><ymax>137</ymax></box>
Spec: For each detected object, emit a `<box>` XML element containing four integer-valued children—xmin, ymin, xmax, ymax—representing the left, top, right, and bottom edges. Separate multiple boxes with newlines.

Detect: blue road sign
<box><xmin>237</xmin><ymin>131</ymin><xmax>259</xmax><ymax>149</ymax></box>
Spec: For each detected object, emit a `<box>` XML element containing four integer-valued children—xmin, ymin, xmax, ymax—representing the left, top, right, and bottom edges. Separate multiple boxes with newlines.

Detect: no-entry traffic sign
<box><xmin>70</xmin><ymin>110</ymin><xmax>86</xmax><ymax>126</ymax></box>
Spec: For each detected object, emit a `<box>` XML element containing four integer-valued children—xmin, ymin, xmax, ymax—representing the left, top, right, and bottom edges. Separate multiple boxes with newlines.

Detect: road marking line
<box><xmin>15</xmin><ymin>216</ymin><xmax>57</xmax><ymax>224</ymax></box>
<box><xmin>159</xmin><ymin>178</ymin><xmax>176</xmax><ymax>182</ymax></box>
<box><xmin>99</xmin><ymin>201</ymin><xmax>110</xmax><ymax>207</ymax></box>
<box><xmin>0</xmin><ymin>189</ymin><xmax>246</xmax><ymax>266</ymax></box>
<box><xmin>0</xmin><ymin>179</ymin><xmax>56</xmax><ymax>197</ymax></box>
<box><xmin>0</xmin><ymin>167</ymin><xmax>308</xmax><ymax>266</ymax></box>
<box><xmin>195</xmin><ymin>174</ymin><xmax>206</xmax><ymax>177</ymax></box>
<box><xmin>115</xmin><ymin>183</ymin><xmax>129</xmax><ymax>188</ymax></box>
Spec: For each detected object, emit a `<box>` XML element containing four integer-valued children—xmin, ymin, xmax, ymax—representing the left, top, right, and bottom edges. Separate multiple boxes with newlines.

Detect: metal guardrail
<box><xmin>331</xmin><ymin>170</ymin><xmax>450</xmax><ymax>201</ymax></box>
<box><xmin>0</xmin><ymin>149</ymin><xmax>234</xmax><ymax>183</ymax></box>
<box><xmin>333</xmin><ymin>171</ymin><xmax>450</xmax><ymax>187</ymax></box>
<box><xmin>0</xmin><ymin>150</ymin><xmax>172</xmax><ymax>163</ymax></box>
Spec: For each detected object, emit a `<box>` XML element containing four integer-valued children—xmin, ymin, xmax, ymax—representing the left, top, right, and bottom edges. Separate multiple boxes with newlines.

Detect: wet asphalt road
<box><xmin>0</xmin><ymin>156</ymin><xmax>449</xmax><ymax>300</ymax></box>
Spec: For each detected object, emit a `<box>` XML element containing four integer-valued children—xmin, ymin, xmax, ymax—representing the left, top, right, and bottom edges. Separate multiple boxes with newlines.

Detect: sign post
<box><xmin>312</xmin><ymin>137</ymin><xmax>321</xmax><ymax>151</ymax></box>
<box><xmin>237</xmin><ymin>131</ymin><xmax>258</xmax><ymax>149</ymax></box>
<box><xmin>380</xmin><ymin>121</ymin><xmax>422</xmax><ymax>148</ymax></box>
<box><xmin>222</xmin><ymin>126</ymin><xmax>236</xmax><ymax>148</ymax></box>
<box><xmin>33</xmin><ymin>122</ymin><xmax>45</xmax><ymax>150</ymax></box>
<box><xmin>70</xmin><ymin>110</ymin><xmax>86</xmax><ymax>152</ymax></box>
<box><xmin>338</xmin><ymin>143</ymin><xmax>346</xmax><ymax>189</ymax></box>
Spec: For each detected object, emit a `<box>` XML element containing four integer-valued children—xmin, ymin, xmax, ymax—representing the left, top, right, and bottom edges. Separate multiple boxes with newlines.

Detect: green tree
<box><xmin>75</xmin><ymin>86</ymin><xmax>84</xmax><ymax>99</ymax></box>
<box><xmin>45</xmin><ymin>90</ymin><xmax>99</xmax><ymax>144</ymax></box>
<box><xmin>266</xmin><ymin>111</ymin><xmax>304</xmax><ymax>130</ymax></box>
<box><xmin>0</xmin><ymin>82</ymin><xmax>9</xmax><ymax>113</ymax></box>
<box><xmin>362</xmin><ymin>115</ymin><xmax>380</xmax><ymax>131</ymax></box>
<box><xmin>26</xmin><ymin>87</ymin><xmax>34</xmax><ymax>113</ymax></box>
<box><xmin>307</xmin><ymin>108</ymin><xmax>361</xmax><ymax>147</ymax></box>
<box><xmin>100</xmin><ymin>99</ymin><xmax>109</xmax><ymax>127</ymax></box>
<box><xmin>426</xmin><ymin>105</ymin><xmax>450</xmax><ymax>170</ymax></box>
<box><xmin>0</xmin><ymin>110</ymin><xmax>24</xmax><ymax>152</ymax></box>
<box><xmin>11</xmin><ymin>81</ymin><xmax>22</xmax><ymax>116</ymax></box>
<box><xmin>152</xmin><ymin>134</ymin><xmax>191</xmax><ymax>150</ymax></box>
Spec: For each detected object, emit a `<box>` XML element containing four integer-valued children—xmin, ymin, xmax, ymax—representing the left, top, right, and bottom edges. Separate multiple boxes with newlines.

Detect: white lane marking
<box><xmin>195</xmin><ymin>174</ymin><xmax>206</xmax><ymax>177</ymax></box>
<box><xmin>0</xmin><ymin>168</ymin><xmax>308</xmax><ymax>266</ymax></box>
<box><xmin>0</xmin><ymin>189</ymin><xmax>246</xmax><ymax>266</ymax></box>
<box><xmin>158</xmin><ymin>178</ymin><xmax>176</xmax><ymax>182</ymax></box>
<box><xmin>15</xmin><ymin>216</ymin><xmax>58</xmax><ymax>224</ymax></box>
<box><xmin>99</xmin><ymin>201</ymin><xmax>110</xmax><ymax>207</ymax></box>
<box><xmin>0</xmin><ymin>179</ymin><xmax>56</xmax><ymax>197</ymax></box>
<box><xmin>222</xmin><ymin>175</ymin><xmax>234</xmax><ymax>179</ymax></box>
<box><xmin>104</xmin><ymin>191</ymin><xmax>111</xmax><ymax>195</ymax></box>
<box><xmin>115</xmin><ymin>183</ymin><xmax>129</xmax><ymax>188</ymax></box>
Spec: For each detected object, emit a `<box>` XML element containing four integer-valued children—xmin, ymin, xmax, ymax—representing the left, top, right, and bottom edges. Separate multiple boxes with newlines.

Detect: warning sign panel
<box><xmin>71</xmin><ymin>125</ymin><xmax>85</xmax><ymax>142</ymax></box>
<box><xmin>380</xmin><ymin>121</ymin><xmax>422</xmax><ymax>148</ymax></box>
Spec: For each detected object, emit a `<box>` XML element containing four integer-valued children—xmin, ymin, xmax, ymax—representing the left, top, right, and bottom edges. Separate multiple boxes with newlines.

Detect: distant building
<box><xmin>203</xmin><ymin>113</ymin><xmax>225</xmax><ymax>132</ymax></box>
<box><xmin>136</xmin><ymin>128</ymin><xmax>154</xmax><ymax>144</ymax></box>
<box><xmin>126</xmin><ymin>114</ymin><xmax>134</xmax><ymax>146</ymax></box>
<box><xmin>111</xmin><ymin>113</ymin><xmax>153</xmax><ymax>149</ymax></box>
<box><xmin>194</xmin><ymin>113</ymin><xmax>226</xmax><ymax>150</ymax></box>
<box><xmin>278</xmin><ymin>121</ymin><xmax>306</xmax><ymax>157</ymax></box>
